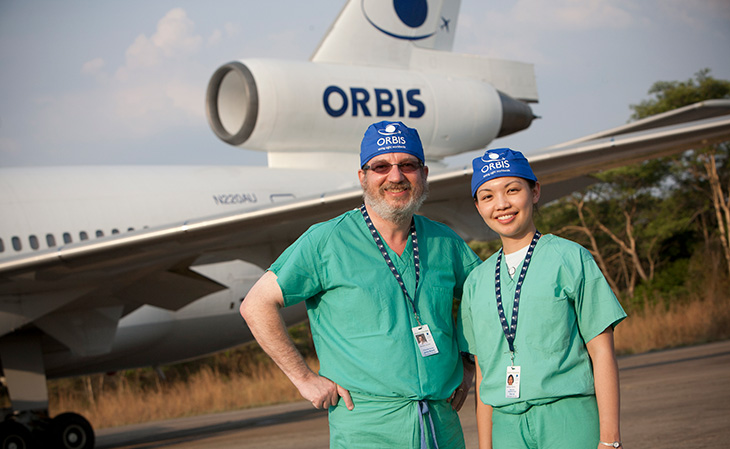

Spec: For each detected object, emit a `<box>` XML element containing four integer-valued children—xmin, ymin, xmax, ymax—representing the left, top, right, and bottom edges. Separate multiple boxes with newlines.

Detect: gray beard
<box><xmin>362</xmin><ymin>181</ymin><xmax>429</xmax><ymax>226</ymax></box>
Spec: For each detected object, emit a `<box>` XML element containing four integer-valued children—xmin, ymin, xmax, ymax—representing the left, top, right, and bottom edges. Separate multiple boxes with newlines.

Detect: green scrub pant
<box><xmin>328</xmin><ymin>392</ymin><xmax>465</xmax><ymax>449</ymax></box>
<box><xmin>492</xmin><ymin>395</ymin><xmax>599</xmax><ymax>449</ymax></box>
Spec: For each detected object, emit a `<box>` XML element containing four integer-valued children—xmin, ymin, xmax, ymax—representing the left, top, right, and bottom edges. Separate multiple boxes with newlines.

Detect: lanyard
<box><xmin>359</xmin><ymin>204</ymin><xmax>422</xmax><ymax>325</ymax></box>
<box><xmin>495</xmin><ymin>231</ymin><xmax>541</xmax><ymax>362</ymax></box>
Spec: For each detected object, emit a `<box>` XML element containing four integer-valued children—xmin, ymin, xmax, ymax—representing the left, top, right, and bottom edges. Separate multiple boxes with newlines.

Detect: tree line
<box><xmin>520</xmin><ymin>69</ymin><xmax>729</xmax><ymax>310</ymax></box>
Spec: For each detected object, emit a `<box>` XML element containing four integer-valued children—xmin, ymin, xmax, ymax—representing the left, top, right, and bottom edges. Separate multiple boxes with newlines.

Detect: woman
<box><xmin>458</xmin><ymin>148</ymin><xmax>626</xmax><ymax>449</ymax></box>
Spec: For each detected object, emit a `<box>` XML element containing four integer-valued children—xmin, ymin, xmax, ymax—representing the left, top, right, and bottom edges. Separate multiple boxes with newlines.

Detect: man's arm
<box><xmin>448</xmin><ymin>354</ymin><xmax>475</xmax><ymax>411</ymax></box>
<box><xmin>586</xmin><ymin>327</ymin><xmax>621</xmax><ymax>448</ymax></box>
<box><xmin>240</xmin><ymin>270</ymin><xmax>353</xmax><ymax>410</ymax></box>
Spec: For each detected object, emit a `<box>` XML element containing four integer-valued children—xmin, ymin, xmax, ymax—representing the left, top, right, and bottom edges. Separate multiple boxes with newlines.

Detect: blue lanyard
<box><xmin>495</xmin><ymin>231</ymin><xmax>541</xmax><ymax>358</ymax></box>
<box><xmin>359</xmin><ymin>204</ymin><xmax>422</xmax><ymax>325</ymax></box>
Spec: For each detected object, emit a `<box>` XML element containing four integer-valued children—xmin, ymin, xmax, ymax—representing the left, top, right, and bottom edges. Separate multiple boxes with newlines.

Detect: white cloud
<box><xmin>117</xmin><ymin>8</ymin><xmax>202</xmax><ymax>80</ymax></box>
<box><xmin>165</xmin><ymin>79</ymin><xmax>205</xmax><ymax>119</ymax></box>
<box><xmin>122</xmin><ymin>34</ymin><xmax>161</xmax><ymax>73</ymax></box>
<box><xmin>151</xmin><ymin>8</ymin><xmax>202</xmax><ymax>58</ymax></box>
<box><xmin>28</xmin><ymin>7</ymin><xmax>211</xmax><ymax>148</ymax></box>
<box><xmin>81</xmin><ymin>58</ymin><xmax>105</xmax><ymax>75</ymax></box>
<box><xmin>81</xmin><ymin>57</ymin><xmax>110</xmax><ymax>84</ymax></box>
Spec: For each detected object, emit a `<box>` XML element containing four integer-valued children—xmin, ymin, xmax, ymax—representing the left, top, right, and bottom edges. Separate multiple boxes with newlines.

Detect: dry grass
<box><xmin>615</xmin><ymin>292</ymin><xmax>730</xmax><ymax>355</ymax></box>
<box><xmin>49</xmin><ymin>357</ymin><xmax>319</xmax><ymax>430</ymax></box>
<box><xmin>45</xmin><ymin>275</ymin><xmax>730</xmax><ymax>430</ymax></box>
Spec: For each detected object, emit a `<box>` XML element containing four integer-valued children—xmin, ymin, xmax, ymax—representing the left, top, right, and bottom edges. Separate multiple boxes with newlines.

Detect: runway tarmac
<box><xmin>96</xmin><ymin>339</ymin><xmax>730</xmax><ymax>449</ymax></box>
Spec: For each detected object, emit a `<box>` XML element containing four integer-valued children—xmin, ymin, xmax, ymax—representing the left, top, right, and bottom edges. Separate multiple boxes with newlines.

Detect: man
<box><xmin>240</xmin><ymin>121</ymin><xmax>480</xmax><ymax>448</ymax></box>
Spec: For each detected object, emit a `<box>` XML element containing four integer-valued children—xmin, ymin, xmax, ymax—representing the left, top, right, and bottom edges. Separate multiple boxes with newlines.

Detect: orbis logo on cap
<box><xmin>481</xmin><ymin>152</ymin><xmax>511</xmax><ymax>173</ymax></box>
<box><xmin>377</xmin><ymin>124</ymin><xmax>407</xmax><ymax>149</ymax></box>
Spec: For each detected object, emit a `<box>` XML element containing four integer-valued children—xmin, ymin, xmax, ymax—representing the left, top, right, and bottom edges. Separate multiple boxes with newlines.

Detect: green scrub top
<box><xmin>458</xmin><ymin>234</ymin><xmax>626</xmax><ymax>412</ymax></box>
<box><xmin>271</xmin><ymin>209</ymin><xmax>481</xmax><ymax>400</ymax></box>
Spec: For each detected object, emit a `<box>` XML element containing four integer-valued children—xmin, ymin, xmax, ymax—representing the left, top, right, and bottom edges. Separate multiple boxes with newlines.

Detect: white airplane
<box><xmin>2</xmin><ymin>0</ymin><xmax>730</xmax><ymax>447</ymax></box>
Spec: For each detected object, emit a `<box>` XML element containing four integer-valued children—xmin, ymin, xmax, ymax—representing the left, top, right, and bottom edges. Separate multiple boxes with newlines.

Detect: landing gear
<box><xmin>46</xmin><ymin>413</ymin><xmax>94</xmax><ymax>449</ymax></box>
<box><xmin>0</xmin><ymin>411</ymin><xmax>95</xmax><ymax>449</ymax></box>
<box><xmin>1</xmin><ymin>336</ymin><xmax>94</xmax><ymax>448</ymax></box>
<box><xmin>0</xmin><ymin>420</ymin><xmax>33</xmax><ymax>449</ymax></box>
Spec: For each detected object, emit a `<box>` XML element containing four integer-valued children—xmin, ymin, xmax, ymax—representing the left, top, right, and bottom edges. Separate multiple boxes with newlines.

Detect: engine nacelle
<box><xmin>206</xmin><ymin>59</ymin><xmax>533</xmax><ymax>160</ymax></box>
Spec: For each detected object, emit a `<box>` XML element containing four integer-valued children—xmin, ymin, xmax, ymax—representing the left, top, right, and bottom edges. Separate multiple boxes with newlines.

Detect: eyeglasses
<box><xmin>362</xmin><ymin>161</ymin><xmax>423</xmax><ymax>174</ymax></box>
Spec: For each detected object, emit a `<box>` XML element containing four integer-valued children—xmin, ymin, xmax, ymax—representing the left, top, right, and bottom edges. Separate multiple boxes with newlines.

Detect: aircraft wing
<box><xmin>2</xmin><ymin>101</ymin><xmax>730</xmax><ymax>333</ymax></box>
<box><xmin>415</xmin><ymin>100</ymin><xmax>730</xmax><ymax>241</ymax></box>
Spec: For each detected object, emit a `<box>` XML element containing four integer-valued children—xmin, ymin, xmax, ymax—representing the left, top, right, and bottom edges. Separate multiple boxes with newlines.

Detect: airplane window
<box><xmin>63</xmin><ymin>232</ymin><xmax>72</xmax><ymax>244</ymax></box>
<box><xmin>29</xmin><ymin>235</ymin><xmax>39</xmax><ymax>250</ymax></box>
<box><xmin>80</xmin><ymin>231</ymin><xmax>88</xmax><ymax>241</ymax></box>
<box><xmin>0</xmin><ymin>238</ymin><xmax>4</xmax><ymax>253</ymax></box>
<box><xmin>96</xmin><ymin>230</ymin><xmax>104</xmax><ymax>238</ymax></box>
<box><xmin>127</xmin><ymin>227</ymin><xmax>135</xmax><ymax>232</ymax></box>
<box><xmin>12</xmin><ymin>237</ymin><xmax>21</xmax><ymax>251</ymax></box>
<box><xmin>111</xmin><ymin>229</ymin><xmax>120</xmax><ymax>234</ymax></box>
<box><xmin>46</xmin><ymin>234</ymin><xmax>57</xmax><ymax>247</ymax></box>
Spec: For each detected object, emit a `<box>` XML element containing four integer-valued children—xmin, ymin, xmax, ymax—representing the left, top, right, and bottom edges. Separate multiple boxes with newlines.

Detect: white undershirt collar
<box><xmin>504</xmin><ymin>243</ymin><xmax>531</xmax><ymax>278</ymax></box>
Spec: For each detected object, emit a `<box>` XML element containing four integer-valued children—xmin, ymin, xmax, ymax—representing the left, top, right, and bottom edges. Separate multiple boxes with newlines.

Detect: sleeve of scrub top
<box><xmin>454</xmin><ymin>243</ymin><xmax>482</xmax><ymax>299</ymax></box>
<box><xmin>456</xmin><ymin>275</ymin><xmax>478</xmax><ymax>354</ymax></box>
<box><xmin>573</xmin><ymin>247</ymin><xmax>627</xmax><ymax>343</ymax></box>
<box><xmin>269</xmin><ymin>225</ymin><xmax>326</xmax><ymax>307</ymax></box>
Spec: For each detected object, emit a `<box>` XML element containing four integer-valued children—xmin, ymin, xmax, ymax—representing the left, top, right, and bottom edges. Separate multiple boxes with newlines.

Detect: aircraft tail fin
<box><xmin>311</xmin><ymin>0</ymin><xmax>461</xmax><ymax>67</ymax></box>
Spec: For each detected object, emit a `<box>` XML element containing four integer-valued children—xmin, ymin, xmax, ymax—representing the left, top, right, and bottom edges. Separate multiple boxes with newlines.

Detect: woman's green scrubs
<box><xmin>459</xmin><ymin>234</ymin><xmax>626</xmax><ymax>448</ymax></box>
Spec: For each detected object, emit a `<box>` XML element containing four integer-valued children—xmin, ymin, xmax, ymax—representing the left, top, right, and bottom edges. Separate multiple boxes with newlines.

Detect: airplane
<box><xmin>2</xmin><ymin>0</ymin><xmax>730</xmax><ymax>447</ymax></box>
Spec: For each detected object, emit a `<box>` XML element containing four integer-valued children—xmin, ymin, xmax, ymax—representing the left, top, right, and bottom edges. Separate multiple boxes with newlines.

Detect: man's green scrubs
<box><xmin>271</xmin><ymin>209</ymin><xmax>480</xmax><ymax>448</ymax></box>
<box><xmin>458</xmin><ymin>234</ymin><xmax>626</xmax><ymax>448</ymax></box>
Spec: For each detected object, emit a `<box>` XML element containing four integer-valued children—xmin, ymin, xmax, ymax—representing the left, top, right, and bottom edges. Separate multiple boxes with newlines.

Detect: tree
<box><xmin>548</xmin><ymin>69</ymin><xmax>730</xmax><ymax>300</ymax></box>
<box><xmin>552</xmin><ymin>159</ymin><xmax>683</xmax><ymax>299</ymax></box>
<box><xmin>630</xmin><ymin>69</ymin><xmax>730</xmax><ymax>278</ymax></box>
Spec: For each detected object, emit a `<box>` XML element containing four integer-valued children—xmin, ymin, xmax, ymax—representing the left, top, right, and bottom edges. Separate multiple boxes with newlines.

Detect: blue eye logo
<box><xmin>394</xmin><ymin>0</ymin><xmax>428</xmax><ymax>28</ymax></box>
<box><xmin>362</xmin><ymin>0</ymin><xmax>436</xmax><ymax>41</ymax></box>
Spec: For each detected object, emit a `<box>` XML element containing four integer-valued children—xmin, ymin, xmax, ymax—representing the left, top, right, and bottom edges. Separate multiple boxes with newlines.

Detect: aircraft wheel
<box><xmin>0</xmin><ymin>420</ymin><xmax>34</xmax><ymax>449</ymax></box>
<box><xmin>48</xmin><ymin>413</ymin><xmax>94</xmax><ymax>449</ymax></box>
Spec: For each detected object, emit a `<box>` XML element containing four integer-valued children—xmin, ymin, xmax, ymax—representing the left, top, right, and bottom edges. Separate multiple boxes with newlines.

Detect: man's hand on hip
<box><xmin>298</xmin><ymin>373</ymin><xmax>354</xmax><ymax>411</ymax></box>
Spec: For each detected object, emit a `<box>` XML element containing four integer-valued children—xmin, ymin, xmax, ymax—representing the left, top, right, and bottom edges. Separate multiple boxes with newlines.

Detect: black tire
<box><xmin>0</xmin><ymin>420</ymin><xmax>34</xmax><ymax>449</ymax></box>
<box><xmin>48</xmin><ymin>413</ymin><xmax>94</xmax><ymax>449</ymax></box>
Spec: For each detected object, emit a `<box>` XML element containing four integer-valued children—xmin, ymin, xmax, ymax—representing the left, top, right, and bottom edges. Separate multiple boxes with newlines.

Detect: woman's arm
<box><xmin>586</xmin><ymin>327</ymin><xmax>622</xmax><ymax>448</ymax></box>
<box><xmin>475</xmin><ymin>356</ymin><xmax>493</xmax><ymax>449</ymax></box>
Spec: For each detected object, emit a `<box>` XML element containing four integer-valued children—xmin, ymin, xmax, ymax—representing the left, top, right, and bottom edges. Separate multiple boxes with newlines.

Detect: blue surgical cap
<box><xmin>360</xmin><ymin>121</ymin><xmax>425</xmax><ymax>167</ymax></box>
<box><xmin>471</xmin><ymin>148</ymin><xmax>537</xmax><ymax>196</ymax></box>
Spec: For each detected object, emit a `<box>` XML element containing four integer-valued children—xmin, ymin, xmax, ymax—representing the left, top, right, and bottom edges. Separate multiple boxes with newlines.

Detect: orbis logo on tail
<box><xmin>362</xmin><ymin>0</ymin><xmax>435</xmax><ymax>41</ymax></box>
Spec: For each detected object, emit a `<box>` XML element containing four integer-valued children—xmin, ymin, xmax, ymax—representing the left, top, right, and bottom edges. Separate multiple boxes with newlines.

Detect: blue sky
<box><xmin>1</xmin><ymin>0</ymin><xmax>728</xmax><ymax>168</ymax></box>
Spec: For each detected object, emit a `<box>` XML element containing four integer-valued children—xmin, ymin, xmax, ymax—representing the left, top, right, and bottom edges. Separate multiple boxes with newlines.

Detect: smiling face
<box><xmin>358</xmin><ymin>152</ymin><xmax>429</xmax><ymax>225</ymax></box>
<box><xmin>474</xmin><ymin>176</ymin><xmax>541</xmax><ymax>253</ymax></box>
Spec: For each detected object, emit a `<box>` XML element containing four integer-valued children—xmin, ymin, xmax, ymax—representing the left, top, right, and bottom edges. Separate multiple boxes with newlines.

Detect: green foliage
<box><xmin>630</xmin><ymin>68</ymin><xmax>730</xmax><ymax>120</ymax></box>
<box><xmin>516</xmin><ymin>69</ymin><xmax>730</xmax><ymax>304</ymax></box>
<box><xmin>632</xmin><ymin>258</ymin><xmax>690</xmax><ymax>306</ymax></box>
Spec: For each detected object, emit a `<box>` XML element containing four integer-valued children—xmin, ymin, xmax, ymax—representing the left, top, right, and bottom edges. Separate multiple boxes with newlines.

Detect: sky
<box><xmin>0</xmin><ymin>0</ymin><xmax>728</xmax><ymax>169</ymax></box>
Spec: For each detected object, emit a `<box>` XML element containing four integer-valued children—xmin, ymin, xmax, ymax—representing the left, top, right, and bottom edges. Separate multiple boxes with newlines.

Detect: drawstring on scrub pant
<box><xmin>418</xmin><ymin>400</ymin><xmax>439</xmax><ymax>449</ymax></box>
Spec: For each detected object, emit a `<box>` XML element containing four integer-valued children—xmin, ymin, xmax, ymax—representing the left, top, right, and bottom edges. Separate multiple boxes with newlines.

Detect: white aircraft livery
<box><xmin>2</xmin><ymin>0</ymin><xmax>730</xmax><ymax>447</ymax></box>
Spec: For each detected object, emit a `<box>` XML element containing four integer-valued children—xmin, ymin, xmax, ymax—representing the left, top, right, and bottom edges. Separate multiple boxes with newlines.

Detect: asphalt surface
<box><xmin>95</xmin><ymin>339</ymin><xmax>730</xmax><ymax>449</ymax></box>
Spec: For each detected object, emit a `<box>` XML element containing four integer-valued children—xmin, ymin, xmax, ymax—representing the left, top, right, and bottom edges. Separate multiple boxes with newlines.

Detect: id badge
<box><xmin>412</xmin><ymin>324</ymin><xmax>439</xmax><ymax>357</ymax></box>
<box><xmin>505</xmin><ymin>365</ymin><xmax>521</xmax><ymax>398</ymax></box>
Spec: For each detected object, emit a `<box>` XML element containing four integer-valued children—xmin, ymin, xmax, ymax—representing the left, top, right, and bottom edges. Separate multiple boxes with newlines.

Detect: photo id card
<box><xmin>505</xmin><ymin>365</ymin><xmax>521</xmax><ymax>399</ymax></box>
<box><xmin>412</xmin><ymin>324</ymin><xmax>439</xmax><ymax>357</ymax></box>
